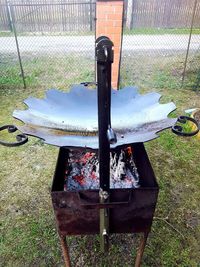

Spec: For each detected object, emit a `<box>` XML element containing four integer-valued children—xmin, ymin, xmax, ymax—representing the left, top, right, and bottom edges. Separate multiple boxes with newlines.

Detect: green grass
<box><xmin>123</xmin><ymin>27</ymin><xmax>200</xmax><ymax>35</ymax></box>
<box><xmin>0</xmin><ymin>54</ymin><xmax>95</xmax><ymax>90</ymax></box>
<box><xmin>0</xmin><ymin>31</ymin><xmax>95</xmax><ymax>37</ymax></box>
<box><xmin>120</xmin><ymin>52</ymin><xmax>200</xmax><ymax>92</ymax></box>
<box><xmin>1</xmin><ymin>27</ymin><xmax>200</xmax><ymax>37</ymax></box>
<box><xmin>0</xmin><ymin>31</ymin><xmax>15</xmax><ymax>37</ymax></box>
<box><xmin>0</xmin><ymin>54</ymin><xmax>200</xmax><ymax>267</ymax></box>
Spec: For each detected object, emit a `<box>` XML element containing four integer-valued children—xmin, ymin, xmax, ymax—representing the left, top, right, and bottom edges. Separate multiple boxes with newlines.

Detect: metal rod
<box><xmin>182</xmin><ymin>0</ymin><xmax>198</xmax><ymax>86</ymax></box>
<box><xmin>60</xmin><ymin>235</ymin><xmax>71</xmax><ymax>267</ymax></box>
<box><xmin>96</xmin><ymin>36</ymin><xmax>114</xmax><ymax>252</ymax></box>
<box><xmin>134</xmin><ymin>231</ymin><xmax>149</xmax><ymax>267</ymax></box>
<box><xmin>9</xmin><ymin>4</ymin><xmax>26</xmax><ymax>89</ymax></box>
<box><xmin>99</xmin><ymin>205</ymin><xmax>109</xmax><ymax>251</ymax></box>
<box><xmin>96</xmin><ymin>36</ymin><xmax>113</xmax><ymax>192</ymax></box>
<box><xmin>97</xmin><ymin>62</ymin><xmax>110</xmax><ymax>191</ymax></box>
<box><xmin>118</xmin><ymin>0</ymin><xmax>125</xmax><ymax>89</ymax></box>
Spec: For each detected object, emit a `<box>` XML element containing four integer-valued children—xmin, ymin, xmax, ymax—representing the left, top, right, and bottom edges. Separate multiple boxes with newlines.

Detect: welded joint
<box><xmin>99</xmin><ymin>188</ymin><xmax>109</xmax><ymax>201</ymax></box>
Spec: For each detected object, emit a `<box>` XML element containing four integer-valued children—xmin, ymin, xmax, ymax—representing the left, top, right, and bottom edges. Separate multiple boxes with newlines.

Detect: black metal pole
<box><xmin>96</xmin><ymin>36</ymin><xmax>114</xmax><ymax>252</ymax></box>
<box><xmin>96</xmin><ymin>36</ymin><xmax>113</xmax><ymax>192</ymax></box>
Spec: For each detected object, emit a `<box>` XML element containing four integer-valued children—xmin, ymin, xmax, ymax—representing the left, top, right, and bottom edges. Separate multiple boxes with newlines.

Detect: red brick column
<box><xmin>96</xmin><ymin>0</ymin><xmax>124</xmax><ymax>89</ymax></box>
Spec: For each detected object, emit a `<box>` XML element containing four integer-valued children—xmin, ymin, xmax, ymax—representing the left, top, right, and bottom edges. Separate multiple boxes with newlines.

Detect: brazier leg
<box><xmin>134</xmin><ymin>231</ymin><xmax>149</xmax><ymax>267</ymax></box>
<box><xmin>60</xmin><ymin>235</ymin><xmax>71</xmax><ymax>267</ymax></box>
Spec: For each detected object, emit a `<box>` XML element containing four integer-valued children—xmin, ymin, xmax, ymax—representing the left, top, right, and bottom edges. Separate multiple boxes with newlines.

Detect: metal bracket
<box><xmin>80</xmin><ymin>82</ymin><xmax>97</xmax><ymax>87</ymax></box>
<box><xmin>78</xmin><ymin>190</ymin><xmax>132</xmax><ymax>209</ymax></box>
<box><xmin>172</xmin><ymin>115</ymin><xmax>199</xmax><ymax>137</ymax></box>
<box><xmin>0</xmin><ymin>124</ymin><xmax>28</xmax><ymax>147</ymax></box>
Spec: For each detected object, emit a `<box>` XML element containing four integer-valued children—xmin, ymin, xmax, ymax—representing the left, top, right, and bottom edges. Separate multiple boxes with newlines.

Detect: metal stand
<box><xmin>60</xmin><ymin>235</ymin><xmax>71</xmax><ymax>267</ymax></box>
<box><xmin>135</xmin><ymin>231</ymin><xmax>149</xmax><ymax>267</ymax></box>
<box><xmin>59</xmin><ymin>36</ymin><xmax>150</xmax><ymax>267</ymax></box>
<box><xmin>60</xmin><ymin>231</ymin><xmax>149</xmax><ymax>267</ymax></box>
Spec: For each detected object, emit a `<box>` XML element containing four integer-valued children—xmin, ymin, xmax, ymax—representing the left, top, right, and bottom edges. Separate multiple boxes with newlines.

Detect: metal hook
<box><xmin>0</xmin><ymin>124</ymin><xmax>28</xmax><ymax>147</ymax></box>
<box><xmin>172</xmin><ymin>115</ymin><xmax>199</xmax><ymax>137</ymax></box>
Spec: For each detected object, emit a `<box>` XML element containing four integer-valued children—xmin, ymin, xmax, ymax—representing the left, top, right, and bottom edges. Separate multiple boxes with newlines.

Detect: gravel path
<box><xmin>0</xmin><ymin>34</ymin><xmax>200</xmax><ymax>54</ymax></box>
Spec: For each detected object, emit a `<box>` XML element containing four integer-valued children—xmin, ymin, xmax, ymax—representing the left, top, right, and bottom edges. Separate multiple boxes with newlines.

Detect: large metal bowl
<box><xmin>13</xmin><ymin>84</ymin><xmax>176</xmax><ymax>148</ymax></box>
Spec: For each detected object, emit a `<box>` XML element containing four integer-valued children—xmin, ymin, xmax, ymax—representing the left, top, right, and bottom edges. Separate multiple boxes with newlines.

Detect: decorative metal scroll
<box><xmin>172</xmin><ymin>115</ymin><xmax>199</xmax><ymax>137</ymax></box>
<box><xmin>0</xmin><ymin>124</ymin><xmax>28</xmax><ymax>147</ymax></box>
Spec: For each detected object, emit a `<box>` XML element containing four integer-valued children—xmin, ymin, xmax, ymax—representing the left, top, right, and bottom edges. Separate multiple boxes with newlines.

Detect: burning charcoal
<box><xmin>74</xmin><ymin>175</ymin><xmax>85</xmax><ymax>185</ymax></box>
<box><xmin>113</xmin><ymin>151</ymin><xmax>126</xmax><ymax>180</ymax></box>
<box><xmin>65</xmin><ymin>148</ymin><xmax>140</xmax><ymax>191</ymax></box>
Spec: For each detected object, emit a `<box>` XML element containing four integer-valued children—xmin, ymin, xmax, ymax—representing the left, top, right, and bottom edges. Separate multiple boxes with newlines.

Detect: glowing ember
<box><xmin>64</xmin><ymin>148</ymin><xmax>140</xmax><ymax>191</ymax></box>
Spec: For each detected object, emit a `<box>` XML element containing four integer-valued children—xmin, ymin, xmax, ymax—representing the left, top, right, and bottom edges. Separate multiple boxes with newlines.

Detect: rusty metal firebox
<box><xmin>0</xmin><ymin>36</ymin><xmax>199</xmax><ymax>267</ymax></box>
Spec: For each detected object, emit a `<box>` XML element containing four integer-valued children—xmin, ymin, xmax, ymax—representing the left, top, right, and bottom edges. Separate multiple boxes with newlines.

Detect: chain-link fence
<box><xmin>0</xmin><ymin>0</ymin><xmax>200</xmax><ymax>91</ymax></box>
<box><xmin>0</xmin><ymin>0</ymin><xmax>96</xmax><ymax>90</ymax></box>
<box><xmin>120</xmin><ymin>0</ymin><xmax>200</xmax><ymax>91</ymax></box>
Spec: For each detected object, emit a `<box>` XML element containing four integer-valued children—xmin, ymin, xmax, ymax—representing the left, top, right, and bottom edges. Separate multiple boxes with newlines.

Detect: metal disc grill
<box><xmin>1</xmin><ymin>36</ymin><xmax>199</xmax><ymax>267</ymax></box>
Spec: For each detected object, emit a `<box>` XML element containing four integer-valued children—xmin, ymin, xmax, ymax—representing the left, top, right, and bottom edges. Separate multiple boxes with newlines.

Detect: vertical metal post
<box><xmin>118</xmin><ymin>0</ymin><xmax>125</xmax><ymax>89</ymax></box>
<box><xmin>182</xmin><ymin>0</ymin><xmax>198</xmax><ymax>86</ymax></box>
<box><xmin>8</xmin><ymin>3</ymin><xmax>26</xmax><ymax>89</ymax></box>
<box><xmin>6</xmin><ymin>0</ymin><xmax>13</xmax><ymax>32</ymax></box>
<box><xmin>135</xmin><ymin>231</ymin><xmax>149</xmax><ymax>267</ymax></box>
<box><xmin>96</xmin><ymin>36</ymin><xmax>114</xmax><ymax>252</ymax></box>
<box><xmin>90</xmin><ymin>0</ymin><xmax>93</xmax><ymax>31</ymax></box>
<box><xmin>130</xmin><ymin>0</ymin><xmax>134</xmax><ymax>30</ymax></box>
<box><xmin>61</xmin><ymin>0</ymin><xmax>65</xmax><ymax>32</ymax></box>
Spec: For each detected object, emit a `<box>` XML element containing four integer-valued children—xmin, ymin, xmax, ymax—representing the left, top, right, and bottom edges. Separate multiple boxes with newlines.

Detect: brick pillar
<box><xmin>96</xmin><ymin>0</ymin><xmax>124</xmax><ymax>89</ymax></box>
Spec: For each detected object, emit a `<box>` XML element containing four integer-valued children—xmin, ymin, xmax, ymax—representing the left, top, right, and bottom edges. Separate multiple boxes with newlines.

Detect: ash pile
<box><xmin>64</xmin><ymin>147</ymin><xmax>140</xmax><ymax>191</ymax></box>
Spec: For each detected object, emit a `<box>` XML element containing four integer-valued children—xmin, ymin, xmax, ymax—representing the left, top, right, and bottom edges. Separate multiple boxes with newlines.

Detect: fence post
<box><xmin>182</xmin><ymin>0</ymin><xmax>198</xmax><ymax>86</ymax></box>
<box><xmin>8</xmin><ymin>4</ymin><xmax>26</xmax><ymax>89</ymax></box>
<box><xmin>61</xmin><ymin>0</ymin><xmax>65</xmax><ymax>32</ymax></box>
<box><xmin>6</xmin><ymin>0</ymin><xmax>13</xmax><ymax>32</ymax></box>
<box><xmin>130</xmin><ymin>0</ymin><xmax>134</xmax><ymax>30</ymax></box>
<box><xmin>90</xmin><ymin>0</ymin><xmax>93</xmax><ymax>31</ymax></box>
<box><xmin>126</xmin><ymin>0</ymin><xmax>133</xmax><ymax>29</ymax></box>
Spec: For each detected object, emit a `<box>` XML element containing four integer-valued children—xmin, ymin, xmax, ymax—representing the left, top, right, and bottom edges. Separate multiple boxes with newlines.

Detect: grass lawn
<box><xmin>123</xmin><ymin>28</ymin><xmax>200</xmax><ymax>35</ymax></box>
<box><xmin>0</xmin><ymin>53</ymin><xmax>200</xmax><ymax>267</ymax></box>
